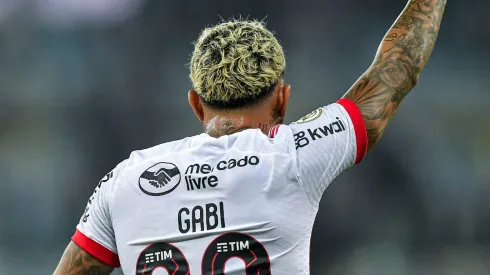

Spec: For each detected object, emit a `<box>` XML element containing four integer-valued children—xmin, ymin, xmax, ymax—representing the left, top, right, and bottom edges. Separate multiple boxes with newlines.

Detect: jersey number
<box><xmin>136</xmin><ymin>232</ymin><xmax>271</xmax><ymax>275</ymax></box>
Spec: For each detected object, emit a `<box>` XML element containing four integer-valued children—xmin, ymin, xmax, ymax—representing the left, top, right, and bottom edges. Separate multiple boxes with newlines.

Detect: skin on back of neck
<box><xmin>203</xmin><ymin>107</ymin><xmax>279</xmax><ymax>138</ymax></box>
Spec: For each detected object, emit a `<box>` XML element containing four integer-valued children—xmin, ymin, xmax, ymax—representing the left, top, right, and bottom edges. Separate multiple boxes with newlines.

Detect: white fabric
<box><xmin>75</xmin><ymin>102</ymin><xmax>358</xmax><ymax>274</ymax></box>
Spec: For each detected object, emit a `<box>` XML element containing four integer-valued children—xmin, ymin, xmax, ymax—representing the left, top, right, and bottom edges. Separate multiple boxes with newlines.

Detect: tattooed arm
<box><xmin>53</xmin><ymin>242</ymin><xmax>114</xmax><ymax>275</ymax></box>
<box><xmin>342</xmin><ymin>0</ymin><xmax>447</xmax><ymax>151</ymax></box>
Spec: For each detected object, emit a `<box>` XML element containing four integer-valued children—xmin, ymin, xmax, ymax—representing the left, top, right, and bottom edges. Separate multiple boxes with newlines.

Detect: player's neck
<box><xmin>204</xmin><ymin>113</ymin><xmax>278</xmax><ymax>138</ymax></box>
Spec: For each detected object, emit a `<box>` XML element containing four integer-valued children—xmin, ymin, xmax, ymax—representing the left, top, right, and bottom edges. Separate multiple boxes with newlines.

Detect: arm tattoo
<box><xmin>343</xmin><ymin>0</ymin><xmax>446</xmax><ymax>150</ymax></box>
<box><xmin>54</xmin><ymin>242</ymin><xmax>114</xmax><ymax>275</ymax></box>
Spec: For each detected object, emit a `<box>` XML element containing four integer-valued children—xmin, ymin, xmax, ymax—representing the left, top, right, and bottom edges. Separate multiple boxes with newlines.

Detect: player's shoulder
<box><xmin>113</xmin><ymin>128</ymin><xmax>299</xmax><ymax>184</ymax></box>
<box><xmin>269</xmin><ymin>102</ymin><xmax>346</xmax><ymax>137</ymax></box>
<box><xmin>128</xmin><ymin>129</ymin><xmax>294</xmax><ymax>164</ymax></box>
<box><xmin>126</xmin><ymin>134</ymin><xmax>202</xmax><ymax>165</ymax></box>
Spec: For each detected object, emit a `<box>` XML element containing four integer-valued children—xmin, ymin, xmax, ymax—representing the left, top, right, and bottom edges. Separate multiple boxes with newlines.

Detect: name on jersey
<box><xmin>178</xmin><ymin>201</ymin><xmax>226</xmax><ymax>234</ymax></box>
<box><xmin>294</xmin><ymin>117</ymin><xmax>346</xmax><ymax>149</ymax></box>
<box><xmin>184</xmin><ymin>155</ymin><xmax>259</xmax><ymax>191</ymax></box>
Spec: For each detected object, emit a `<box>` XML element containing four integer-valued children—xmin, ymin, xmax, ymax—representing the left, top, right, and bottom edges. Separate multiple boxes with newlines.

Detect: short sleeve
<box><xmin>271</xmin><ymin>99</ymin><xmax>367</xmax><ymax>207</ymax></box>
<box><xmin>71</xmin><ymin>161</ymin><xmax>127</xmax><ymax>267</ymax></box>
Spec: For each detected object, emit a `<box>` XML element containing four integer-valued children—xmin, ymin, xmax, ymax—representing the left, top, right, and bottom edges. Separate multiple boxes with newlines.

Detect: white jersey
<box><xmin>72</xmin><ymin>99</ymin><xmax>367</xmax><ymax>275</ymax></box>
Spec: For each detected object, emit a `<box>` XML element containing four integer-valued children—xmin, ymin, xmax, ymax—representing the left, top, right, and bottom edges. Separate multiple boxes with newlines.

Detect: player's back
<box><xmin>115</xmin><ymin>128</ymin><xmax>315</xmax><ymax>274</ymax></box>
<box><xmin>72</xmin><ymin>101</ymin><xmax>367</xmax><ymax>274</ymax></box>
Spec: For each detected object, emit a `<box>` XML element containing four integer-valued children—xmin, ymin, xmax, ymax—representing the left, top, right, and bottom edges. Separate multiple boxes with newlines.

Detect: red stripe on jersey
<box><xmin>72</xmin><ymin>229</ymin><xmax>120</xmax><ymax>267</ymax></box>
<box><xmin>268</xmin><ymin>125</ymin><xmax>275</xmax><ymax>137</ymax></box>
<box><xmin>274</xmin><ymin>124</ymin><xmax>281</xmax><ymax>137</ymax></box>
<box><xmin>268</xmin><ymin>124</ymin><xmax>281</xmax><ymax>138</ymax></box>
<box><xmin>337</xmin><ymin>98</ymin><xmax>368</xmax><ymax>164</ymax></box>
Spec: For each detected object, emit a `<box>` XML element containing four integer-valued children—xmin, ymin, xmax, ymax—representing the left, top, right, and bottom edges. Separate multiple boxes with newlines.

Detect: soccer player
<box><xmin>54</xmin><ymin>0</ymin><xmax>447</xmax><ymax>274</ymax></box>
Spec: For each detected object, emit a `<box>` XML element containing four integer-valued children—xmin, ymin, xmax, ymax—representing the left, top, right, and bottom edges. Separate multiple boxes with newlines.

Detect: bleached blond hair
<box><xmin>190</xmin><ymin>19</ymin><xmax>286</xmax><ymax>108</ymax></box>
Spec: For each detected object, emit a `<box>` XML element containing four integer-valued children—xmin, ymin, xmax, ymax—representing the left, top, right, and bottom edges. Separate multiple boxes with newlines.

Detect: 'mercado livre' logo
<box><xmin>139</xmin><ymin>162</ymin><xmax>181</xmax><ymax>196</ymax></box>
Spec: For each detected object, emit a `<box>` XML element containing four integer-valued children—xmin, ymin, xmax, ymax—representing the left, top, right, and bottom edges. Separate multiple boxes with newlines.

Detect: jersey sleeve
<box><xmin>71</xmin><ymin>161</ymin><xmax>127</xmax><ymax>267</ymax></box>
<box><xmin>275</xmin><ymin>98</ymin><xmax>367</xmax><ymax>208</ymax></box>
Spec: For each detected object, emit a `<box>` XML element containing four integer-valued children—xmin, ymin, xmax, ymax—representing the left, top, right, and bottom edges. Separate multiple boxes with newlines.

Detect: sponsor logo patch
<box><xmin>296</xmin><ymin>109</ymin><xmax>323</xmax><ymax>124</ymax></box>
<box><xmin>139</xmin><ymin>162</ymin><xmax>181</xmax><ymax>196</ymax></box>
<box><xmin>294</xmin><ymin>117</ymin><xmax>346</xmax><ymax>149</ymax></box>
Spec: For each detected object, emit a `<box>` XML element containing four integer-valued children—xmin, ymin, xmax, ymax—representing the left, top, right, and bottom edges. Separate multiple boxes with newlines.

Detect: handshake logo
<box><xmin>139</xmin><ymin>162</ymin><xmax>181</xmax><ymax>196</ymax></box>
<box><xmin>141</xmin><ymin>166</ymin><xmax>180</xmax><ymax>188</ymax></box>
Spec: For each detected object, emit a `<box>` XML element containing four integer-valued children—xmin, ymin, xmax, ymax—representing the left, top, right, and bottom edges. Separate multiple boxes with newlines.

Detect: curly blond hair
<box><xmin>190</xmin><ymin>19</ymin><xmax>286</xmax><ymax>108</ymax></box>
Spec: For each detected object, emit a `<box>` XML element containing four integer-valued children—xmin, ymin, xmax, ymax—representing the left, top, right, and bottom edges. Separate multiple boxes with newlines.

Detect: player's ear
<box><xmin>188</xmin><ymin>90</ymin><xmax>204</xmax><ymax>121</ymax></box>
<box><xmin>277</xmin><ymin>84</ymin><xmax>291</xmax><ymax>118</ymax></box>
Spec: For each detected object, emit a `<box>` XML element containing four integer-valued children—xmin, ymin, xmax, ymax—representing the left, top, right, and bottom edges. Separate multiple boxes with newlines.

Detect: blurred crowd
<box><xmin>0</xmin><ymin>0</ymin><xmax>489</xmax><ymax>274</ymax></box>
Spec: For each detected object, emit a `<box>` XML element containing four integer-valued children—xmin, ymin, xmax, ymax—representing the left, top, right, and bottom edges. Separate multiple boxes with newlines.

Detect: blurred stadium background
<box><xmin>0</xmin><ymin>0</ymin><xmax>489</xmax><ymax>274</ymax></box>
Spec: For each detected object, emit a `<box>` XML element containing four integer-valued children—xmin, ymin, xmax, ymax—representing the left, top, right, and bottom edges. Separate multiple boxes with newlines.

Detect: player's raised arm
<box><xmin>342</xmin><ymin>0</ymin><xmax>447</xmax><ymax>151</ymax></box>
<box><xmin>53</xmin><ymin>242</ymin><xmax>114</xmax><ymax>275</ymax></box>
